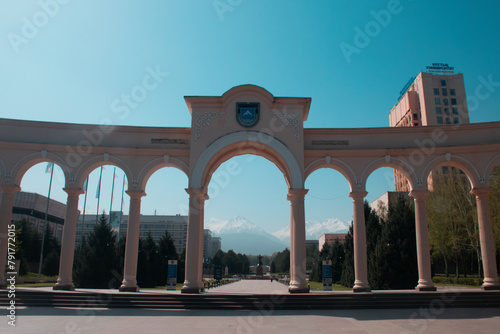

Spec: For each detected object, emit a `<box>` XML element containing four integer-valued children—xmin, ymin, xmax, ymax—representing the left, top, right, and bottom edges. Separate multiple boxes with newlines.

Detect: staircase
<box><xmin>1</xmin><ymin>289</ymin><xmax>500</xmax><ymax>310</ymax></box>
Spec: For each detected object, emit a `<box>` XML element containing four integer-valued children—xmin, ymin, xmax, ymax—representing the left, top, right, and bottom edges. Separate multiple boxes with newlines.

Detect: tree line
<box><xmin>72</xmin><ymin>213</ymin><xmax>182</xmax><ymax>288</ymax></box>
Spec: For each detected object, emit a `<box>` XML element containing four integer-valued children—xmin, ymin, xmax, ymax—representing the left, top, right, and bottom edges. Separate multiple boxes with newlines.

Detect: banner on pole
<box><xmin>167</xmin><ymin>260</ymin><xmax>178</xmax><ymax>290</ymax></box>
<box><xmin>322</xmin><ymin>260</ymin><xmax>333</xmax><ymax>291</ymax></box>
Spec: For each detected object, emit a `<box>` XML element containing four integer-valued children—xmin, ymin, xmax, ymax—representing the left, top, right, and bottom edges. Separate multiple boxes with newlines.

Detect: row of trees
<box><xmin>73</xmin><ymin>213</ymin><xmax>182</xmax><ymax>288</ymax></box>
<box><xmin>310</xmin><ymin>195</ymin><xmax>419</xmax><ymax>289</ymax></box>
<box><xmin>212</xmin><ymin>249</ymin><xmax>250</xmax><ymax>275</ymax></box>
<box><xmin>427</xmin><ymin>167</ymin><xmax>500</xmax><ymax>277</ymax></box>
<box><xmin>15</xmin><ymin>218</ymin><xmax>61</xmax><ymax>276</ymax></box>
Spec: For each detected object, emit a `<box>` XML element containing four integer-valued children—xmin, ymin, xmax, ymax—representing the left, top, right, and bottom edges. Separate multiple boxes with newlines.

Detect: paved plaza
<box><xmin>2</xmin><ymin>280</ymin><xmax>500</xmax><ymax>334</ymax></box>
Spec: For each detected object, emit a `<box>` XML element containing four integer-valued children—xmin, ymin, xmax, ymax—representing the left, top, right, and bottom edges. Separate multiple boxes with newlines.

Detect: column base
<box><xmin>289</xmin><ymin>285</ymin><xmax>310</xmax><ymax>293</ymax></box>
<box><xmin>181</xmin><ymin>287</ymin><xmax>203</xmax><ymax>294</ymax></box>
<box><xmin>53</xmin><ymin>283</ymin><xmax>75</xmax><ymax>291</ymax></box>
<box><xmin>482</xmin><ymin>283</ymin><xmax>500</xmax><ymax>290</ymax></box>
<box><xmin>119</xmin><ymin>285</ymin><xmax>140</xmax><ymax>292</ymax></box>
<box><xmin>353</xmin><ymin>286</ymin><xmax>371</xmax><ymax>292</ymax></box>
<box><xmin>416</xmin><ymin>285</ymin><xmax>437</xmax><ymax>291</ymax></box>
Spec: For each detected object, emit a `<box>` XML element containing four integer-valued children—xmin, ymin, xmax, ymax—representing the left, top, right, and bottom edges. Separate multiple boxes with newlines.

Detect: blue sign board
<box><xmin>322</xmin><ymin>260</ymin><xmax>333</xmax><ymax>291</ymax></box>
<box><xmin>167</xmin><ymin>260</ymin><xmax>177</xmax><ymax>290</ymax></box>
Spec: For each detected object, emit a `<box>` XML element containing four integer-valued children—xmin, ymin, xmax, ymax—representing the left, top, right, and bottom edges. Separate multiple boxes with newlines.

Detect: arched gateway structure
<box><xmin>1</xmin><ymin>85</ymin><xmax>500</xmax><ymax>293</ymax></box>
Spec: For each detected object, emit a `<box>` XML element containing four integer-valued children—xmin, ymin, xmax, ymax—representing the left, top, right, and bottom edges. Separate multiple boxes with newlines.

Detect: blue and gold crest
<box><xmin>236</xmin><ymin>102</ymin><xmax>260</xmax><ymax>127</ymax></box>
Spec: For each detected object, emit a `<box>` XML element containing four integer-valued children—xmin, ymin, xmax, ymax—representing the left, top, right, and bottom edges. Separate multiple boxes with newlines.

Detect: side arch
<box><xmin>11</xmin><ymin>151</ymin><xmax>72</xmax><ymax>187</ymax></box>
<box><xmin>360</xmin><ymin>156</ymin><xmax>418</xmax><ymax>191</ymax></box>
<box><xmin>304</xmin><ymin>157</ymin><xmax>356</xmax><ymax>192</ymax></box>
<box><xmin>190</xmin><ymin>131</ymin><xmax>303</xmax><ymax>189</ymax></box>
<box><xmin>73</xmin><ymin>154</ymin><xmax>133</xmax><ymax>189</ymax></box>
<box><xmin>421</xmin><ymin>154</ymin><xmax>481</xmax><ymax>189</ymax></box>
<box><xmin>483</xmin><ymin>153</ymin><xmax>500</xmax><ymax>186</ymax></box>
<box><xmin>138</xmin><ymin>156</ymin><xmax>189</xmax><ymax>190</ymax></box>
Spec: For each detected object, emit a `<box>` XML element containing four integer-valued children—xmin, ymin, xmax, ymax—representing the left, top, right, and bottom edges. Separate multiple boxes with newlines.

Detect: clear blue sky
<box><xmin>2</xmin><ymin>1</ymin><xmax>500</xmax><ymax>233</ymax></box>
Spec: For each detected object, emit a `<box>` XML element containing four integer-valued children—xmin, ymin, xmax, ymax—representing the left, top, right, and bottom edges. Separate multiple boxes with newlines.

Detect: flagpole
<box><xmin>38</xmin><ymin>163</ymin><xmax>54</xmax><ymax>280</ymax></box>
<box><xmin>96</xmin><ymin>166</ymin><xmax>103</xmax><ymax>223</ymax></box>
<box><xmin>110</xmin><ymin>167</ymin><xmax>116</xmax><ymax>215</ymax></box>
<box><xmin>81</xmin><ymin>176</ymin><xmax>89</xmax><ymax>244</ymax></box>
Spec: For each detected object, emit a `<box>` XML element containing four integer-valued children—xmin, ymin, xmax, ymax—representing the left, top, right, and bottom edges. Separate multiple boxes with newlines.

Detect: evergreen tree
<box><xmin>137</xmin><ymin>233</ymin><xmax>162</xmax><ymax>288</ymax></box>
<box><xmin>365</xmin><ymin>201</ymin><xmax>384</xmax><ymax>289</ymax></box>
<box><xmin>340</xmin><ymin>224</ymin><xmax>354</xmax><ymax>287</ymax></box>
<box><xmin>158</xmin><ymin>231</ymin><xmax>178</xmax><ymax>286</ymax></box>
<box><xmin>73</xmin><ymin>212</ymin><xmax>118</xmax><ymax>288</ymax></box>
<box><xmin>378</xmin><ymin>194</ymin><xmax>418</xmax><ymax>289</ymax></box>
<box><xmin>177</xmin><ymin>249</ymin><xmax>186</xmax><ymax>283</ymax></box>
<box><xmin>270</xmin><ymin>261</ymin><xmax>276</xmax><ymax>274</ymax></box>
<box><xmin>41</xmin><ymin>225</ymin><xmax>60</xmax><ymax>276</ymax></box>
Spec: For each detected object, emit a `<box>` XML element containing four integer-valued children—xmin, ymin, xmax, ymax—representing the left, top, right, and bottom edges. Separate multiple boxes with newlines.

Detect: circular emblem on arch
<box><xmin>236</xmin><ymin>102</ymin><xmax>260</xmax><ymax>128</ymax></box>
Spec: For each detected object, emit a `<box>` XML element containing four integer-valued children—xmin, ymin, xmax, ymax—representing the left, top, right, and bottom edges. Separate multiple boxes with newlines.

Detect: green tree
<box><xmin>428</xmin><ymin>169</ymin><xmax>480</xmax><ymax>277</ymax></box>
<box><xmin>488</xmin><ymin>166</ymin><xmax>500</xmax><ymax>271</ymax></box>
<box><xmin>365</xmin><ymin>201</ymin><xmax>384</xmax><ymax>289</ymax></box>
<box><xmin>158</xmin><ymin>231</ymin><xmax>178</xmax><ymax>285</ymax></box>
<box><xmin>272</xmin><ymin>248</ymin><xmax>290</xmax><ymax>273</ymax></box>
<box><xmin>137</xmin><ymin>233</ymin><xmax>162</xmax><ymax>288</ymax></box>
<box><xmin>40</xmin><ymin>225</ymin><xmax>60</xmax><ymax>276</ymax></box>
<box><xmin>378</xmin><ymin>194</ymin><xmax>418</xmax><ymax>289</ymax></box>
<box><xmin>340</xmin><ymin>224</ymin><xmax>354</xmax><ymax>288</ymax></box>
<box><xmin>73</xmin><ymin>212</ymin><xmax>118</xmax><ymax>288</ymax></box>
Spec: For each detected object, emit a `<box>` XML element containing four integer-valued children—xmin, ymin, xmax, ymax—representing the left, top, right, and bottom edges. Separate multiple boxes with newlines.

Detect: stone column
<box><xmin>182</xmin><ymin>188</ymin><xmax>208</xmax><ymax>293</ymax></box>
<box><xmin>119</xmin><ymin>190</ymin><xmax>145</xmax><ymax>292</ymax></box>
<box><xmin>289</xmin><ymin>201</ymin><xmax>295</xmax><ymax>285</ymax></box>
<box><xmin>349</xmin><ymin>191</ymin><xmax>371</xmax><ymax>292</ymax></box>
<box><xmin>288</xmin><ymin>188</ymin><xmax>310</xmax><ymax>293</ymax></box>
<box><xmin>409</xmin><ymin>190</ymin><xmax>436</xmax><ymax>291</ymax></box>
<box><xmin>472</xmin><ymin>188</ymin><xmax>500</xmax><ymax>290</ymax></box>
<box><xmin>53</xmin><ymin>188</ymin><xmax>84</xmax><ymax>290</ymax></box>
<box><xmin>0</xmin><ymin>185</ymin><xmax>20</xmax><ymax>289</ymax></box>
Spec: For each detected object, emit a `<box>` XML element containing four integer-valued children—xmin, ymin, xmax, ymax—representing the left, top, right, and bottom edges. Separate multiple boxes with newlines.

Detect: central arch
<box><xmin>191</xmin><ymin>131</ymin><xmax>303</xmax><ymax>190</ymax></box>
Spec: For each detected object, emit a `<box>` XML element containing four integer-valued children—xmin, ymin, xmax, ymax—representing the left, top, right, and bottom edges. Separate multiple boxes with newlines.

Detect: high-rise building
<box><xmin>389</xmin><ymin>64</ymin><xmax>470</xmax><ymax>191</ymax></box>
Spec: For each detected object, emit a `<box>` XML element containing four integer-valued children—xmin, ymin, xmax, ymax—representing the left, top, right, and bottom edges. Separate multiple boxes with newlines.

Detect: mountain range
<box><xmin>205</xmin><ymin>216</ymin><xmax>350</xmax><ymax>255</ymax></box>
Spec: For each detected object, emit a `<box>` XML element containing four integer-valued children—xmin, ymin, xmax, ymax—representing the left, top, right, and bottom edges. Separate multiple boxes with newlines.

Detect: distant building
<box><xmin>389</xmin><ymin>65</ymin><xmax>470</xmax><ymax>191</ymax></box>
<box><xmin>76</xmin><ymin>213</ymin><xmax>189</xmax><ymax>254</ymax></box>
<box><xmin>11</xmin><ymin>191</ymin><xmax>69</xmax><ymax>242</ymax></box>
<box><xmin>306</xmin><ymin>240</ymin><xmax>319</xmax><ymax>250</ymax></box>
<box><xmin>369</xmin><ymin>191</ymin><xmax>410</xmax><ymax>219</ymax></box>
<box><xmin>76</xmin><ymin>213</ymin><xmax>221</xmax><ymax>258</ymax></box>
<box><xmin>319</xmin><ymin>233</ymin><xmax>347</xmax><ymax>251</ymax></box>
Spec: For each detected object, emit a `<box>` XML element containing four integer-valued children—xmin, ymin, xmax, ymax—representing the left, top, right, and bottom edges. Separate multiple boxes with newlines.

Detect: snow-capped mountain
<box><xmin>272</xmin><ymin>218</ymin><xmax>350</xmax><ymax>243</ymax></box>
<box><xmin>205</xmin><ymin>216</ymin><xmax>287</xmax><ymax>255</ymax></box>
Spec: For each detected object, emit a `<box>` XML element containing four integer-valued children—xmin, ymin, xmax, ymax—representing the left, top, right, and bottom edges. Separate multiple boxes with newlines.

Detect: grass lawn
<box><xmin>307</xmin><ymin>280</ymin><xmax>351</xmax><ymax>291</ymax></box>
<box><xmin>16</xmin><ymin>282</ymin><xmax>55</xmax><ymax>287</ymax></box>
<box><xmin>142</xmin><ymin>283</ymin><xmax>184</xmax><ymax>291</ymax></box>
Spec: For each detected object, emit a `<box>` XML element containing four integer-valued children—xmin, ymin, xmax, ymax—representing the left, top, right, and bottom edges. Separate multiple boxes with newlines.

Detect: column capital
<box><xmin>0</xmin><ymin>185</ymin><xmax>21</xmax><ymax>195</ymax></box>
<box><xmin>287</xmin><ymin>188</ymin><xmax>308</xmax><ymax>201</ymax></box>
<box><xmin>126</xmin><ymin>190</ymin><xmax>146</xmax><ymax>199</ymax></box>
<box><xmin>471</xmin><ymin>187</ymin><xmax>491</xmax><ymax>197</ymax></box>
<box><xmin>185</xmin><ymin>188</ymin><xmax>209</xmax><ymax>202</ymax></box>
<box><xmin>349</xmin><ymin>191</ymin><xmax>367</xmax><ymax>200</ymax></box>
<box><xmin>63</xmin><ymin>188</ymin><xmax>85</xmax><ymax>197</ymax></box>
<box><xmin>409</xmin><ymin>190</ymin><xmax>429</xmax><ymax>200</ymax></box>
